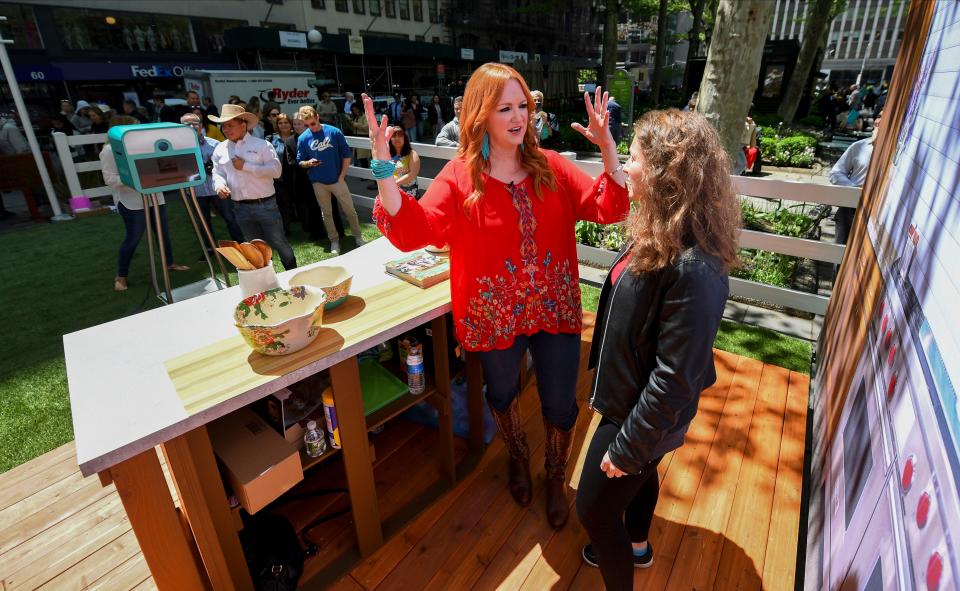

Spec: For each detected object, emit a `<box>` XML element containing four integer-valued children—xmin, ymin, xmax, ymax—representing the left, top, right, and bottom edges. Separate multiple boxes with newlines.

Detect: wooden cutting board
<box><xmin>165</xmin><ymin>278</ymin><xmax>451</xmax><ymax>417</ymax></box>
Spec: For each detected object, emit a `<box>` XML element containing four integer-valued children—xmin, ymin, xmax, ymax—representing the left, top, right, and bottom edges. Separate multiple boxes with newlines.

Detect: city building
<box><xmin>1</xmin><ymin>0</ymin><xmax>596</xmax><ymax>129</ymax></box>
<box><xmin>769</xmin><ymin>0</ymin><xmax>911</xmax><ymax>85</ymax></box>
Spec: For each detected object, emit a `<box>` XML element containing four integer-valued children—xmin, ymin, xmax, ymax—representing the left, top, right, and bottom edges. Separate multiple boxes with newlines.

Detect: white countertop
<box><xmin>65</xmin><ymin>238</ymin><xmax>450</xmax><ymax>476</ymax></box>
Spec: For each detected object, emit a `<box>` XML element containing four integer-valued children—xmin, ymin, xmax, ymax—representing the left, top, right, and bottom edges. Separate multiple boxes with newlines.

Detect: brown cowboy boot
<box><xmin>544</xmin><ymin>418</ymin><xmax>576</xmax><ymax>529</ymax></box>
<box><xmin>488</xmin><ymin>398</ymin><xmax>533</xmax><ymax>507</ymax></box>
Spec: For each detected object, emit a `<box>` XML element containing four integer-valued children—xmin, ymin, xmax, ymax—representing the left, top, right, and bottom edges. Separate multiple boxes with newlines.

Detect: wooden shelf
<box><xmin>365</xmin><ymin>377</ymin><xmax>438</xmax><ymax>432</ymax></box>
<box><xmin>300</xmin><ymin>445</ymin><xmax>340</xmax><ymax>472</ymax></box>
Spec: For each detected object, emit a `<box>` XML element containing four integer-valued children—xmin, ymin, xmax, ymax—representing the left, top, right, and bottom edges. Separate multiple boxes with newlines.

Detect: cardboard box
<box><xmin>252</xmin><ymin>381</ymin><xmax>327</xmax><ymax>451</ymax></box>
<box><xmin>209</xmin><ymin>407</ymin><xmax>304</xmax><ymax>514</ymax></box>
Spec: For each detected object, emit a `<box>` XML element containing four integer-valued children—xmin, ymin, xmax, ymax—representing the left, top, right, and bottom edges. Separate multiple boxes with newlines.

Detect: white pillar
<box><xmin>789</xmin><ymin>0</ymin><xmax>801</xmax><ymax>39</ymax></box>
<box><xmin>844</xmin><ymin>0</ymin><xmax>860</xmax><ymax>59</ymax></box>
<box><xmin>835</xmin><ymin>2</ymin><xmax>850</xmax><ymax>59</ymax></box>
<box><xmin>0</xmin><ymin>20</ymin><xmax>71</xmax><ymax>221</ymax></box>
<box><xmin>878</xmin><ymin>0</ymin><xmax>895</xmax><ymax>59</ymax></box>
<box><xmin>771</xmin><ymin>0</ymin><xmax>782</xmax><ymax>40</ymax></box>
<box><xmin>891</xmin><ymin>0</ymin><xmax>906</xmax><ymax>58</ymax></box>
<box><xmin>798</xmin><ymin>2</ymin><xmax>808</xmax><ymax>40</ymax></box>
<box><xmin>780</xmin><ymin>0</ymin><xmax>791</xmax><ymax>39</ymax></box>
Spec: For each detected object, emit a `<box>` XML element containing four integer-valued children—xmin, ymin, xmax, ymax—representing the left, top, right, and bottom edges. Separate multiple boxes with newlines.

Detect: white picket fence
<box><xmin>52</xmin><ymin>132</ymin><xmax>860</xmax><ymax>316</ymax></box>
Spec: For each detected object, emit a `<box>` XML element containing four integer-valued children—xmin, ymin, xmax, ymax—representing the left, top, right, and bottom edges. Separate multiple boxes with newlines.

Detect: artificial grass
<box><xmin>579</xmin><ymin>285</ymin><xmax>812</xmax><ymax>375</ymax></box>
<box><xmin>0</xmin><ymin>195</ymin><xmax>380</xmax><ymax>473</ymax></box>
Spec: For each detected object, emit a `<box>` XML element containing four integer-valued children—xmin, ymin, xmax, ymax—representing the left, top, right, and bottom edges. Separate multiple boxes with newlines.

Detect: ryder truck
<box><xmin>183</xmin><ymin>70</ymin><xmax>317</xmax><ymax>114</ymax></box>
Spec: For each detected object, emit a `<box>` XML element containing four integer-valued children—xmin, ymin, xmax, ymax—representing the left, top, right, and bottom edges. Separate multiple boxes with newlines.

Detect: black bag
<box><xmin>239</xmin><ymin>512</ymin><xmax>305</xmax><ymax>591</ymax></box>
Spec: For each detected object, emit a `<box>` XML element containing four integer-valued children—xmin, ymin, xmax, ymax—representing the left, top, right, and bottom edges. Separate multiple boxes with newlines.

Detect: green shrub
<box><xmin>798</xmin><ymin>115</ymin><xmax>823</xmax><ymax>127</ymax></box>
<box><xmin>764</xmin><ymin>134</ymin><xmax>817</xmax><ymax>167</ymax></box>
<box><xmin>576</xmin><ymin>221</ymin><xmax>628</xmax><ymax>252</ymax></box>
<box><xmin>555</xmin><ymin>125</ymin><xmax>595</xmax><ymax>153</ymax></box>
<box><xmin>617</xmin><ymin>140</ymin><xmax>630</xmax><ymax>155</ymax></box>
<box><xmin>732</xmin><ymin>249</ymin><xmax>796</xmax><ymax>288</ymax></box>
<box><xmin>575</xmin><ymin>220</ymin><xmax>605</xmax><ymax>247</ymax></box>
<box><xmin>758</xmin><ymin>126</ymin><xmax>779</xmax><ymax>141</ymax></box>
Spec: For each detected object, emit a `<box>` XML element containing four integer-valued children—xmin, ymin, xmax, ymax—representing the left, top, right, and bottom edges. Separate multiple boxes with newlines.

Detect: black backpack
<box><xmin>238</xmin><ymin>488</ymin><xmax>349</xmax><ymax>590</ymax></box>
<box><xmin>240</xmin><ymin>512</ymin><xmax>305</xmax><ymax>591</ymax></box>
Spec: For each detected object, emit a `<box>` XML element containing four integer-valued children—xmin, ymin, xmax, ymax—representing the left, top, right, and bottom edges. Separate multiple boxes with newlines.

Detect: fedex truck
<box><xmin>182</xmin><ymin>70</ymin><xmax>317</xmax><ymax>114</ymax></box>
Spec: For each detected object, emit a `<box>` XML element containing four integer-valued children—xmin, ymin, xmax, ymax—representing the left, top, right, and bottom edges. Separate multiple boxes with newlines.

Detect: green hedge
<box><xmin>763</xmin><ymin>134</ymin><xmax>817</xmax><ymax>167</ymax></box>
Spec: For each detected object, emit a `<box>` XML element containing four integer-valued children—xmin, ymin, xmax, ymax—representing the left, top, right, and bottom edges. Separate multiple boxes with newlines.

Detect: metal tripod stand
<box><xmin>142</xmin><ymin>186</ymin><xmax>232</xmax><ymax>304</ymax></box>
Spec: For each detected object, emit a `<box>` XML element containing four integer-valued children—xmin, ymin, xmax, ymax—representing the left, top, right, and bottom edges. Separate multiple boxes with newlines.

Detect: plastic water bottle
<box><xmin>304</xmin><ymin>420</ymin><xmax>328</xmax><ymax>458</ymax></box>
<box><xmin>407</xmin><ymin>352</ymin><xmax>426</xmax><ymax>395</ymax></box>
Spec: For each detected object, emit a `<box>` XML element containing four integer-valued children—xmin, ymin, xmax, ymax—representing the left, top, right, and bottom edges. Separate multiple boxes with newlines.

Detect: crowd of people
<box><xmin>817</xmin><ymin>80</ymin><xmax>887</xmax><ymax>132</ymax></box>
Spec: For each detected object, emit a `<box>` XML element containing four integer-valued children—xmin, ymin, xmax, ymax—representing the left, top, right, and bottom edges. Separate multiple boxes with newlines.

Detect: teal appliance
<box><xmin>107</xmin><ymin>123</ymin><xmax>205</xmax><ymax>193</ymax></box>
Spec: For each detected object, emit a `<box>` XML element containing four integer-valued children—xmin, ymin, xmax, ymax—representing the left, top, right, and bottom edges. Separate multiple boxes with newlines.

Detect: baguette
<box><xmin>238</xmin><ymin>242</ymin><xmax>265</xmax><ymax>269</ymax></box>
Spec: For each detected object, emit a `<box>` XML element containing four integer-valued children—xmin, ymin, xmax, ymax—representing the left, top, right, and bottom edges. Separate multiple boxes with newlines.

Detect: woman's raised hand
<box><xmin>361</xmin><ymin>93</ymin><xmax>395</xmax><ymax>161</ymax></box>
<box><xmin>571</xmin><ymin>87</ymin><xmax>615</xmax><ymax>149</ymax></box>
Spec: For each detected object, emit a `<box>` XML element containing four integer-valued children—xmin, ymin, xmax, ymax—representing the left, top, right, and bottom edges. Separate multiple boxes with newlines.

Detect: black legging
<box><xmin>576</xmin><ymin>418</ymin><xmax>663</xmax><ymax>590</ymax></box>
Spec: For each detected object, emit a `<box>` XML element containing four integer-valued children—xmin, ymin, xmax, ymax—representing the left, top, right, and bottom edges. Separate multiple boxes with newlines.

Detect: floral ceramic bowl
<box><xmin>288</xmin><ymin>266</ymin><xmax>354</xmax><ymax>310</ymax></box>
<box><xmin>234</xmin><ymin>286</ymin><xmax>327</xmax><ymax>355</ymax></box>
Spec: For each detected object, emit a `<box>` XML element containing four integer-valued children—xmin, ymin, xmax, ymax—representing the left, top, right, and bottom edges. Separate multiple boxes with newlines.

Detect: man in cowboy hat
<box><xmin>209</xmin><ymin>103</ymin><xmax>297</xmax><ymax>269</ymax></box>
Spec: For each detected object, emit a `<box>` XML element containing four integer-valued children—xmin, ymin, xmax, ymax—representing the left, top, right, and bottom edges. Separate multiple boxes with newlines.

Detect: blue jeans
<box><xmin>117</xmin><ymin>202</ymin><xmax>173</xmax><ymax>278</ymax></box>
<box><xmin>475</xmin><ymin>331</ymin><xmax>581</xmax><ymax>430</ymax></box>
<box><xmin>232</xmin><ymin>197</ymin><xmax>297</xmax><ymax>270</ymax></box>
<box><xmin>196</xmin><ymin>194</ymin><xmax>244</xmax><ymax>244</ymax></box>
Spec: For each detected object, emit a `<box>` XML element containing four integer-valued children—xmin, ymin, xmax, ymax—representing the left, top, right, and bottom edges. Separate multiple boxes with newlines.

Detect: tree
<box><xmin>680</xmin><ymin>0</ymin><xmax>711</xmax><ymax>97</ymax></box>
<box><xmin>777</xmin><ymin>0</ymin><xmax>835</xmax><ymax>123</ymax></box>
<box><xmin>650</xmin><ymin>0</ymin><xmax>670</xmax><ymax>105</ymax></box>
<box><xmin>696</xmin><ymin>0</ymin><xmax>775</xmax><ymax>168</ymax></box>
<box><xmin>601</xmin><ymin>0</ymin><xmax>620</xmax><ymax>84</ymax></box>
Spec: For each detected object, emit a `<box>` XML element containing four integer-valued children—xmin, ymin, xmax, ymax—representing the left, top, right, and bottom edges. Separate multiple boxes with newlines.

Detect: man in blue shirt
<box><xmin>296</xmin><ymin>106</ymin><xmax>366</xmax><ymax>255</ymax></box>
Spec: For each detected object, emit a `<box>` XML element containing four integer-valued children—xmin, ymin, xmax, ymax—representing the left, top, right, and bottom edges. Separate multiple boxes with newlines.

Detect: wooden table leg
<box><xmin>162</xmin><ymin>426</ymin><xmax>254</xmax><ymax>591</ymax></box>
<box><xmin>108</xmin><ymin>449</ymin><xmax>208</xmax><ymax>590</ymax></box>
<box><xmin>329</xmin><ymin>356</ymin><xmax>383</xmax><ymax>557</ymax></box>
<box><xmin>430</xmin><ymin>316</ymin><xmax>456</xmax><ymax>485</ymax></box>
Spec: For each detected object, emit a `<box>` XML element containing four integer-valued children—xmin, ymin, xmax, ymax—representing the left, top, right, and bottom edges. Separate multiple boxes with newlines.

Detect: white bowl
<box><xmin>234</xmin><ymin>286</ymin><xmax>327</xmax><ymax>355</ymax></box>
<box><xmin>288</xmin><ymin>266</ymin><xmax>353</xmax><ymax>310</ymax></box>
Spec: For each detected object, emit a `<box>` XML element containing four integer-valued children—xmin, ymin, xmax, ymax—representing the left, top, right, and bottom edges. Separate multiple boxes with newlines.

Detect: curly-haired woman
<box><xmin>362</xmin><ymin>63</ymin><xmax>629</xmax><ymax>528</ymax></box>
<box><xmin>575</xmin><ymin>109</ymin><xmax>741</xmax><ymax>588</ymax></box>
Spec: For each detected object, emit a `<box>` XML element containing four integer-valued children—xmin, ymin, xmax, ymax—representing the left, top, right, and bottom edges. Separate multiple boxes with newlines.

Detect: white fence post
<box><xmin>53</xmin><ymin>132</ymin><xmax>84</xmax><ymax>201</ymax></box>
<box><xmin>341</xmin><ymin>135</ymin><xmax>857</xmax><ymax>316</ymax></box>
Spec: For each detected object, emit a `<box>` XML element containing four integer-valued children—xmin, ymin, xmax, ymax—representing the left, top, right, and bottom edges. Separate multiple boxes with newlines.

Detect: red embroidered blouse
<box><xmin>373</xmin><ymin>149</ymin><xmax>629</xmax><ymax>352</ymax></box>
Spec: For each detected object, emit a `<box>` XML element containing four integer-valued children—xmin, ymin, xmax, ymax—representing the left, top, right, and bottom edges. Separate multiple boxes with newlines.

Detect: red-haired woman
<box><xmin>575</xmin><ymin>110</ymin><xmax>740</xmax><ymax>587</ymax></box>
<box><xmin>362</xmin><ymin>62</ymin><xmax>629</xmax><ymax>529</ymax></box>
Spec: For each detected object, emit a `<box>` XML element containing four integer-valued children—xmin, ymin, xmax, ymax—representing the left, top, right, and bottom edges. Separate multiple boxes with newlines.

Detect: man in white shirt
<box><xmin>829</xmin><ymin>112</ymin><xmax>881</xmax><ymax>245</ymax></box>
<box><xmin>0</xmin><ymin>116</ymin><xmax>29</xmax><ymax>220</ymax></box>
<box><xmin>209</xmin><ymin>104</ymin><xmax>297</xmax><ymax>269</ymax></box>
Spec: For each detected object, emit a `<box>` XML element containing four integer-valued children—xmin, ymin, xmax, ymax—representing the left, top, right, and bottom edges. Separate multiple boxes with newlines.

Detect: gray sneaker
<box><xmin>330</xmin><ymin>239</ymin><xmax>340</xmax><ymax>255</ymax></box>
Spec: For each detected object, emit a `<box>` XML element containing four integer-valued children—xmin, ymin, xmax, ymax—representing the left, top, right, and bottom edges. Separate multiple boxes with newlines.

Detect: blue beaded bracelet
<box><xmin>371</xmin><ymin>159</ymin><xmax>396</xmax><ymax>180</ymax></box>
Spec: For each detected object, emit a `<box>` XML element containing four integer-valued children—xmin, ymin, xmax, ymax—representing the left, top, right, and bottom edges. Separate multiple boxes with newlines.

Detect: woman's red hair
<box><xmin>458</xmin><ymin>63</ymin><xmax>556</xmax><ymax>211</ymax></box>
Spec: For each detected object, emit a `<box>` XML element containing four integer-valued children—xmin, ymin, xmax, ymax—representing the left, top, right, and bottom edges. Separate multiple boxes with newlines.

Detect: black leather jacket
<box><xmin>588</xmin><ymin>244</ymin><xmax>729</xmax><ymax>474</ymax></box>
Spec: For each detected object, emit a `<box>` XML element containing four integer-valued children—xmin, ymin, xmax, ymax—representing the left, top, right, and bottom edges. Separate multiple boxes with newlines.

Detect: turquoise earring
<box><xmin>481</xmin><ymin>133</ymin><xmax>490</xmax><ymax>161</ymax></box>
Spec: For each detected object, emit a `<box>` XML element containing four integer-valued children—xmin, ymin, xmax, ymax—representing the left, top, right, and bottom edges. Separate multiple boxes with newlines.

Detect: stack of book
<box><xmin>385</xmin><ymin>250</ymin><xmax>450</xmax><ymax>288</ymax></box>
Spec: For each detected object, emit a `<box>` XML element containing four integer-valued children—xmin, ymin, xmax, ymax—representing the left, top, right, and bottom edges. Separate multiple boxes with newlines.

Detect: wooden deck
<box><xmin>0</xmin><ymin>319</ymin><xmax>809</xmax><ymax>590</ymax></box>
